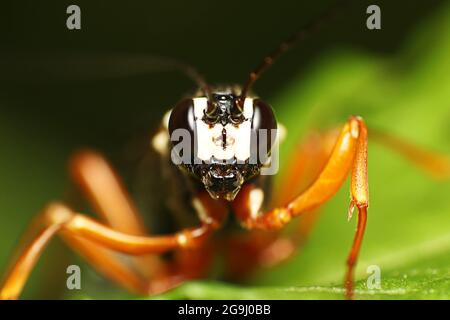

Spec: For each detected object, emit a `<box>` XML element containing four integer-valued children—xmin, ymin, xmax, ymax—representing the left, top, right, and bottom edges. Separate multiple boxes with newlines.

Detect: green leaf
<box><xmin>151</xmin><ymin>244</ymin><xmax>450</xmax><ymax>300</ymax></box>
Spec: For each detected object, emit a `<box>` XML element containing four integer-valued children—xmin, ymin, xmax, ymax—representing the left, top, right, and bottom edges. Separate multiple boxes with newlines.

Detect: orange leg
<box><xmin>234</xmin><ymin>116</ymin><xmax>369</xmax><ymax>299</ymax></box>
<box><xmin>0</xmin><ymin>202</ymin><xmax>215</xmax><ymax>300</ymax></box>
<box><xmin>226</xmin><ymin>129</ymin><xmax>338</xmax><ymax>277</ymax></box>
<box><xmin>270</xmin><ymin>128</ymin><xmax>341</xmax><ymax>253</ymax></box>
<box><xmin>0</xmin><ymin>150</ymin><xmax>226</xmax><ymax>300</ymax></box>
<box><xmin>170</xmin><ymin>191</ymin><xmax>229</xmax><ymax>280</ymax></box>
<box><xmin>69</xmin><ymin>150</ymin><xmax>148</xmax><ymax>235</ymax></box>
<box><xmin>69</xmin><ymin>150</ymin><xmax>219</xmax><ymax>289</ymax></box>
<box><xmin>273</xmin><ymin>129</ymin><xmax>339</xmax><ymax>207</ymax></box>
<box><xmin>69</xmin><ymin>150</ymin><xmax>163</xmax><ymax>279</ymax></box>
<box><xmin>235</xmin><ymin>117</ymin><xmax>450</xmax><ymax>298</ymax></box>
<box><xmin>369</xmin><ymin>127</ymin><xmax>450</xmax><ymax>179</ymax></box>
<box><xmin>1</xmin><ymin>150</ymin><xmax>155</xmax><ymax>298</ymax></box>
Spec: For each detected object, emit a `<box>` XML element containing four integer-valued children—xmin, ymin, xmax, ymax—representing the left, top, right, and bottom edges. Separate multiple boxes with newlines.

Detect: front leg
<box><xmin>226</xmin><ymin>129</ymin><xmax>342</xmax><ymax>278</ymax></box>
<box><xmin>236</xmin><ymin>116</ymin><xmax>369</xmax><ymax>299</ymax></box>
<box><xmin>0</xmin><ymin>202</ymin><xmax>217</xmax><ymax>300</ymax></box>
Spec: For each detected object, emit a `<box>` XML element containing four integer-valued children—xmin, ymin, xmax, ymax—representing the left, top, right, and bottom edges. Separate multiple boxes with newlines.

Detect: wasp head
<box><xmin>168</xmin><ymin>89</ymin><xmax>277</xmax><ymax>201</ymax></box>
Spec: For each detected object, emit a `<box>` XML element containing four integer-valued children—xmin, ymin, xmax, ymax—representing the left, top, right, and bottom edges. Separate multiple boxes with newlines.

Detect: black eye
<box><xmin>251</xmin><ymin>99</ymin><xmax>277</xmax><ymax>163</ymax></box>
<box><xmin>168</xmin><ymin>98</ymin><xmax>196</xmax><ymax>164</ymax></box>
<box><xmin>168</xmin><ymin>98</ymin><xmax>196</xmax><ymax>139</ymax></box>
<box><xmin>252</xmin><ymin>99</ymin><xmax>277</xmax><ymax>132</ymax></box>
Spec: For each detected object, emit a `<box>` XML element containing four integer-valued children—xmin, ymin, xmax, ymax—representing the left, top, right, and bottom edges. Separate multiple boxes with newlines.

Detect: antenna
<box><xmin>170</xmin><ymin>59</ymin><xmax>213</xmax><ymax>101</ymax></box>
<box><xmin>238</xmin><ymin>0</ymin><xmax>351</xmax><ymax>107</ymax></box>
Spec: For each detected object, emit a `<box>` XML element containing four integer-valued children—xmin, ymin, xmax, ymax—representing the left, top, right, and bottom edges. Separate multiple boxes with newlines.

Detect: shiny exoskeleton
<box><xmin>168</xmin><ymin>86</ymin><xmax>277</xmax><ymax>201</ymax></box>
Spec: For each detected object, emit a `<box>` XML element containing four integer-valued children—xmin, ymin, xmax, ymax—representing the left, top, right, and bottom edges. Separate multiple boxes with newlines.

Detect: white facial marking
<box><xmin>249</xmin><ymin>188</ymin><xmax>264</xmax><ymax>219</ymax></box>
<box><xmin>193</xmin><ymin>97</ymin><xmax>254</xmax><ymax>161</ymax></box>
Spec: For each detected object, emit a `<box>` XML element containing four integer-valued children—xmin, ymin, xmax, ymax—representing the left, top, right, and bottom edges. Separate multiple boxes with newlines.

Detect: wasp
<box><xmin>1</xmin><ymin>2</ymin><xmax>449</xmax><ymax>300</ymax></box>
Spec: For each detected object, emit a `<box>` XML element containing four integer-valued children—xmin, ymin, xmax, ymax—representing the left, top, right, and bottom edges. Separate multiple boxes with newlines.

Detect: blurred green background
<box><xmin>1</xmin><ymin>0</ymin><xmax>450</xmax><ymax>299</ymax></box>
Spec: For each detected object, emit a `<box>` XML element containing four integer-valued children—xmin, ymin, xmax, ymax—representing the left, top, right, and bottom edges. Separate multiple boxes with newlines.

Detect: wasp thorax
<box><xmin>168</xmin><ymin>90</ymin><xmax>277</xmax><ymax>201</ymax></box>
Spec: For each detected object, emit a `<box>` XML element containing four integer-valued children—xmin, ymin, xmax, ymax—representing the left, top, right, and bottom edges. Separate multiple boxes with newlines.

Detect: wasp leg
<box><xmin>69</xmin><ymin>150</ymin><xmax>164</xmax><ymax>279</ymax></box>
<box><xmin>234</xmin><ymin>116</ymin><xmax>369</xmax><ymax>299</ymax></box>
<box><xmin>225</xmin><ymin>133</ymin><xmax>328</xmax><ymax>278</ymax></box>
<box><xmin>226</xmin><ymin>129</ymin><xmax>339</xmax><ymax>277</ymax></box>
<box><xmin>1</xmin><ymin>149</ymin><xmax>227</xmax><ymax>300</ymax></box>
<box><xmin>69</xmin><ymin>150</ymin><xmax>149</xmax><ymax>235</ymax></box>
<box><xmin>0</xmin><ymin>201</ymin><xmax>215</xmax><ymax>300</ymax></box>
<box><xmin>0</xmin><ymin>204</ymin><xmax>146</xmax><ymax>299</ymax></box>
<box><xmin>273</xmin><ymin>130</ymin><xmax>339</xmax><ymax>206</ymax></box>
<box><xmin>369</xmin><ymin>128</ymin><xmax>450</xmax><ymax>179</ymax></box>
<box><xmin>0</xmin><ymin>150</ymin><xmax>156</xmax><ymax>299</ymax></box>
<box><xmin>177</xmin><ymin>190</ymin><xmax>228</xmax><ymax>272</ymax></box>
<box><xmin>266</xmin><ymin>129</ymin><xmax>341</xmax><ymax>261</ymax></box>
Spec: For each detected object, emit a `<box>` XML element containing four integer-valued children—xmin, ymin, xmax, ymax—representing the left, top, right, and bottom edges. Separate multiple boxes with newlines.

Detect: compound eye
<box><xmin>252</xmin><ymin>99</ymin><xmax>277</xmax><ymax>132</ymax></box>
<box><xmin>168</xmin><ymin>98</ymin><xmax>196</xmax><ymax>164</ymax></box>
<box><xmin>251</xmin><ymin>99</ymin><xmax>277</xmax><ymax>162</ymax></box>
<box><xmin>168</xmin><ymin>98</ymin><xmax>196</xmax><ymax>139</ymax></box>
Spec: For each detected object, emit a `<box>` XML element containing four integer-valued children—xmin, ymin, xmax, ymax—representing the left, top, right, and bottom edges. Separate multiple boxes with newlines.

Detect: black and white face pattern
<box><xmin>194</xmin><ymin>95</ymin><xmax>253</xmax><ymax>162</ymax></box>
<box><xmin>168</xmin><ymin>92</ymin><xmax>277</xmax><ymax>201</ymax></box>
